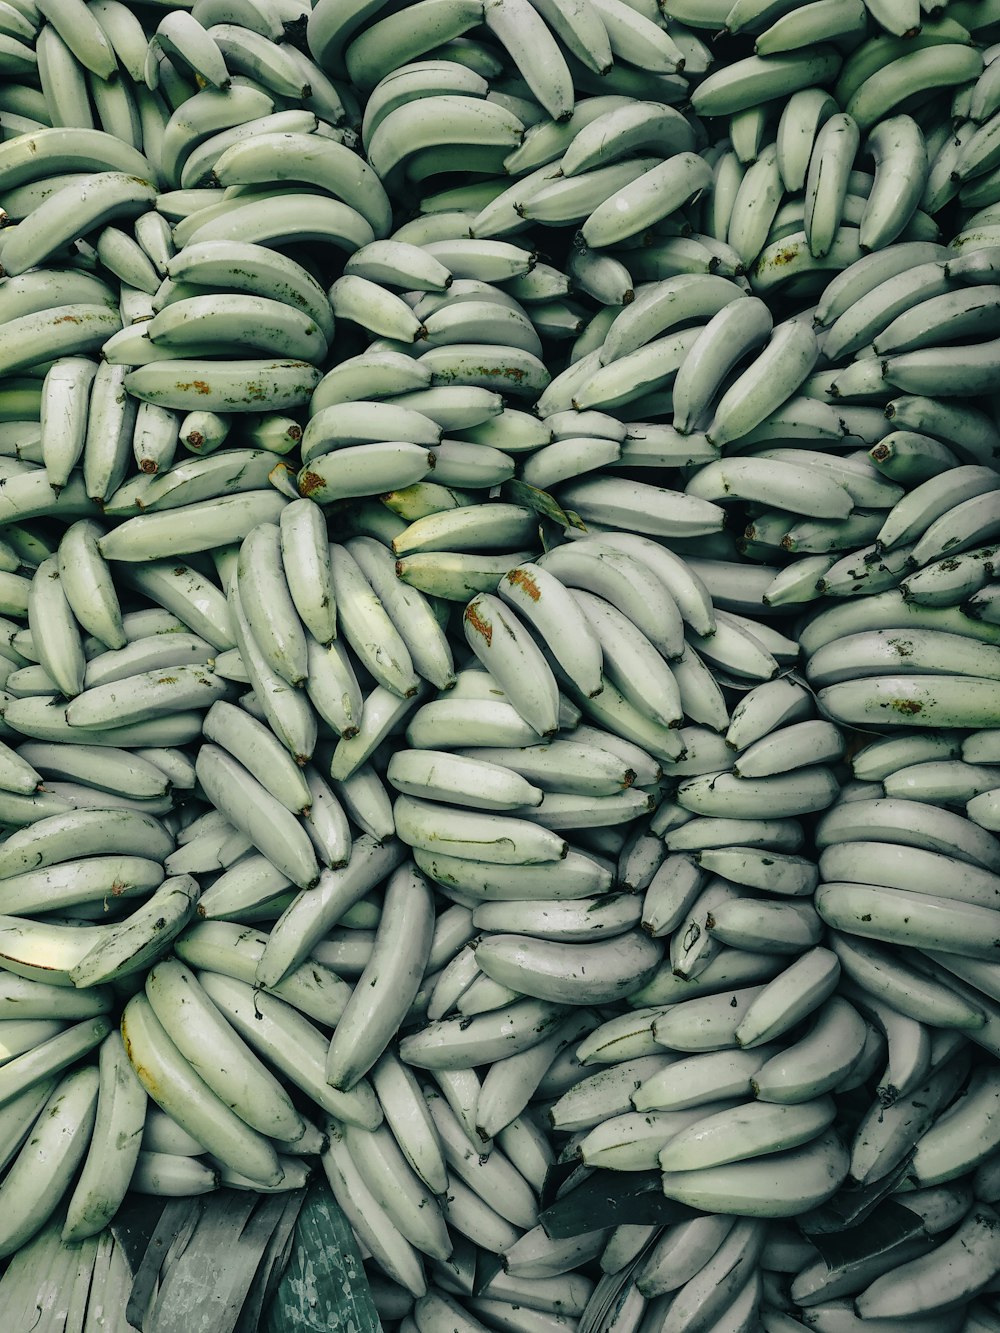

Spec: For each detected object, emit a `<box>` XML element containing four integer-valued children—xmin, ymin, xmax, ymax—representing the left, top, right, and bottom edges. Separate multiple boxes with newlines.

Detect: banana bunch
<box><xmin>2</xmin><ymin>0</ymin><xmax>1000</xmax><ymax>1327</ymax></box>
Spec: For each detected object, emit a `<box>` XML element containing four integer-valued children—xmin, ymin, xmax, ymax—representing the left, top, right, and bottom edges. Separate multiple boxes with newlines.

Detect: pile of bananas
<box><xmin>1</xmin><ymin>0</ymin><xmax>1000</xmax><ymax>1327</ymax></box>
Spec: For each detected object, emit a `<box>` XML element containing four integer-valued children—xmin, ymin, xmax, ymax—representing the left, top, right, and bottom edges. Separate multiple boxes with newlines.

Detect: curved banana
<box><xmin>0</xmin><ymin>172</ymin><xmax>154</xmax><ymax>277</ymax></box>
<box><xmin>0</xmin><ymin>1065</ymin><xmax>100</xmax><ymax>1258</ymax></box>
<box><xmin>325</xmin><ymin>862</ymin><xmax>434</xmax><ymax>1090</ymax></box>
<box><xmin>145</xmin><ymin>958</ymin><xmax>305</xmax><ymax>1141</ymax></box>
<box><xmin>61</xmin><ymin>1031</ymin><xmax>146</xmax><ymax>1242</ymax></box>
<box><xmin>120</xmin><ymin>992</ymin><xmax>282</xmax><ymax>1186</ymax></box>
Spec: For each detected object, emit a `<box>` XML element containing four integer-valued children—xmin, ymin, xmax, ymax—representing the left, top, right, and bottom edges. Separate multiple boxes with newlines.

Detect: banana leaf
<box><xmin>802</xmin><ymin>1197</ymin><xmax>929</xmax><ymax>1271</ymax></box>
<box><xmin>796</xmin><ymin>1155</ymin><xmax>913</xmax><ymax>1235</ymax></box>
<box><xmin>539</xmin><ymin>1169</ymin><xmax>700</xmax><ymax>1238</ymax></box>
<box><xmin>263</xmin><ymin>1180</ymin><xmax>382</xmax><ymax>1333</ymax></box>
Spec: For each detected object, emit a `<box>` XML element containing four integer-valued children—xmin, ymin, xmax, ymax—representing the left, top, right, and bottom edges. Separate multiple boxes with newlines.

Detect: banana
<box><xmin>120</xmin><ymin>990</ymin><xmax>282</xmax><ymax>1187</ymax></box>
<box><xmin>195</xmin><ymin>743</ymin><xmax>318</xmax><ymax>888</ymax></box>
<box><xmin>0</xmin><ymin>1015</ymin><xmax>109</xmax><ymax>1117</ymax></box>
<box><xmin>847</xmin><ymin>44</ymin><xmax>983</xmax><ymax>131</ymax></box>
<box><xmin>193</xmin><ymin>969</ymin><xmax>382</xmax><ymax>1133</ymax></box>
<box><xmin>877</xmin><ymin>464</ymin><xmax>1000</xmax><ymax>553</ymax></box>
<box><xmin>164</xmin><ymin>240</ymin><xmax>333</xmax><ymax>341</ymax></box>
<box><xmin>144</xmin><ymin>958</ymin><xmax>305</xmax><ymax>1143</ymax></box>
<box><xmin>819</xmin><ymin>840</ymin><xmax>1000</xmax><ymax>910</ymax></box>
<box><xmin>691</xmin><ymin>48</ymin><xmax>842</xmax><ymax>117</ymax></box>
<box><xmin>800</xmin><ymin>588</ymin><xmax>1000</xmax><ymax>659</ymax></box>
<box><xmin>804</xmin><ymin>113</ymin><xmax>861</xmax><ymax>260</ymax></box>
<box><xmin>212</xmin><ymin>132</ymin><xmax>391</xmax><ymax>239</ymax></box>
<box><xmin>1</xmin><ymin>172</ymin><xmax>154</xmax><ymax>278</ymax></box>
<box><xmin>399</xmin><ymin>995</ymin><xmax>567</xmax><ymax>1069</ymax></box>
<box><xmin>969</xmin><ymin>790</ymin><xmax>1000</xmax><ymax>831</ymax></box>
<box><xmin>823</xmin><ymin>258</ymin><xmax>952</xmax><ymax>360</ymax></box>
<box><xmin>300</xmin><ymin>639</ymin><xmax>360</xmax><ymax>741</ymax></box>
<box><xmin>129</xmin><ymin>1150</ymin><xmax>219</xmax><ymax>1196</ymax></box>
<box><xmin>60</xmin><ymin>1031</ymin><xmax>146</xmax><ymax>1243</ymax></box>
<box><xmin>631</xmin><ymin>1045</ymin><xmax>776</xmax><ymax>1116</ymax></box>
<box><xmin>344</xmin><ymin>0</ymin><xmax>486</xmax><ymax>91</ymax></box>
<box><xmin>149</xmin><ymin>10</ymin><xmax>228</xmax><ymax>91</ymax></box>
<box><xmin>600</xmin><ymin>274</ymin><xmax>744</xmax><ymax>368</ymax></box>
<box><xmin>660</xmin><ymin>1127</ymin><xmax>849</xmax><ymax>1218</ymax></box>
<box><xmin>0</xmin><ymin>1065</ymin><xmax>100</xmax><ymax>1259</ymax></box>
<box><xmin>566</xmin><ymin>105</ymin><xmax>692</xmax><ymax>184</ymax></box>
<box><xmin>388</xmin><ymin>749</ymin><xmax>543</xmax><ymax>812</ymax></box>
<box><xmin>536</xmin><ymin>542</ymin><xmax>684</xmax><ymax>660</ymax></box>
<box><xmin>848</xmin><ymin>1043</ymin><xmax>971</xmax><ymax>1190</ymax></box>
<box><xmin>234</xmin><ymin>521</ymin><xmax>308</xmax><ymax>688</ymax></box>
<box><xmin>834</xmin><ymin>931</ymin><xmax>986</xmax><ymax>1030</ymax></box>
<box><xmin>476</xmin><ymin>1009</ymin><xmax>596</xmax><ymax>1139</ymax></box>
<box><xmin>852</xmin><ymin>732</ymin><xmax>962</xmax><ymax>782</ymax></box>
<box><xmin>641</xmin><ymin>850</ymin><xmax>705</xmax><ymax>938</ymax></box>
<box><xmin>658</xmin><ymin>1094</ymin><xmax>836</xmax><ymax>1176</ymax></box>
<box><xmin>62</xmin><ymin>659</ymin><xmax>232</xmax><ymax>730</ymax></box>
<box><xmin>394</xmin><ymin>793</ymin><xmax>568</xmax><ymax>865</ymax></box>
<box><xmin>817</xmin><ymin>881</ymin><xmax>1000</xmax><ymax>962</ymax></box>
<box><xmin>579</xmin><ymin>153</ymin><xmax>712</xmax><ymax>250</ymax></box>
<box><xmin>362</xmin><ymin>58</ymin><xmax>490</xmax><ymax>152</ymax></box>
<box><xmin>733</xmin><ymin>720</ymin><xmax>844</xmax><ymax>778</ymax></box>
<box><xmin>230</xmin><ymin>579</ymin><xmax>315</xmax><ymax>762</ymax></box>
<box><xmin>178</xmin><ymin>410</ymin><xmax>231</xmax><ymax>457</ymax></box>
<box><xmin>854</xmin><ymin>1203</ymin><xmax>1000</xmax><ymax>1317</ymax></box>
<box><xmin>818</xmin><ymin>674</ymin><xmax>1000</xmax><ymax>730</ymax></box>
<box><xmin>369</xmin><ymin>1049</ymin><xmax>448</xmax><ymax>1198</ymax></box>
<box><xmin>772</xmin><ymin>89</ymin><xmax>833</xmax><ymax>194</ymax></box>
<box><xmin>26</xmin><ymin>554</ymin><xmax>85</xmax><ymax>700</ymax></box>
<box><xmin>145</xmin><ymin>289</ymin><xmax>328</xmax><ymax>364</ymax></box>
<box><xmin>484</xmin><ymin>0</ymin><xmax>573</xmax><ymax>122</ymax></box>
<box><xmin>704</xmin><ymin>319</ymin><xmax>819</xmax><ymax>447</ymax></box>
<box><xmin>0</xmin><ymin>852</ymin><xmax>163</xmax><ymax>916</ymax></box>
<box><xmin>813</xmin><ymin>242</ymin><xmax>944</xmax><ymax>331</ymax></box>
<box><xmin>322</xmin><ymin>1119</ymin><xmax>427</xmax><ymax>1298</ymax></box>
<box><xmin>254</xmin><ymin>835</ymin><xmax>405</xmax><ymax>986</ymax></box>
<box><xmin>461</xmin><ymin>592</ymin><xmax>560</xmax><ymax>737</ymax></box>
<box><xmin>38</xmin><ymin>356</ymin><xmax>97</xmax><ymax>492</ymax></box>
<box><xmin>688</xmin><ymin>456</ymin><xmax>853</xmax><ymax>520</ymax></box>
<box><xmin>471</xmin><ymin>928</ymin><xmax>660</xmax><ymax>1005</ymax></box>
<box><xmin>414</xmin><ymin>843</ymin><xmax>613</xmax><ymax>900</ymax></box>
<box><xmin>424</xmin><ymin>1087</ymin><xmax>538</xmax><ymax>1228</ymax></box>
<box><xmin>339</xmin><ymin>536</ymin><xmax>452</xmax><ymax>690</ymax></box>
<box><xmin>80</xmin><ymin>360</ymin><xmax>136</xmax><ymax>504</ymax></box>
<box><xmin>474</xmin><ymin>893</ymin><xmax>640</xmax><ymax>940</ymax></box>
<box><xmin>365</xmin><ymin>94</ymin><xmax>522</xmax><ymax>189</ymax></box>
<box><xmin>884</xmin><ymin>393</ymin><xmax>1000</xmax><ymax>468</ymax></box>
<box><xmin>325</xmin><ymin>862</ymin><xmax>434</xmax><ymax>1090</ymax></box>
<box><xmin>860</xmin><ymin>114</ymin><xmax>928</xmax><ymax>251</ymax></box>
<box><xmin>323</xmin><ymin>541</ymin><xmax>421</xmax><ymax>699</ymax></box>
<box><xmin>344</xmin><ymin>1119</ymin><xmax>451</xmax><ymax>1263</ymax></box>
<box><xmin>121</xmin><ymin>359</ymin><xmax>321</xmax><ymax>415</ymax></box>
<box><xmin>54</xmin><ymin>520</ymin><xmax>124</xmax><ymax>655</ymax></box>
<box><xmin>903</xmin><ymin>543</ymin><xmax>999</xmax><ymax>607</ymax></box>
<box><xmin>641</xmin><ymin>1217</ymin><xmax>764</xmax><ymax>1329</ymax></box>
<box><xmin>672</xmin><ymin>299</ymin><xmax>773</xmax><ymax>438</ymax></box>
<box><xmin>129</xmin><ymin>402</ymin><xmax>180</xmax><ymax>482</ymax></box>
<box><xmin>756</xmin><ymin>0</ymin><xmax>866</xmax><ymax>52</ymax></box>
<box><xmin>67</xmin><ymin>874</ymin><xmax>199</xmax><ymax>988</ymax></box>
<box><xmin>907</xmin><ymin>1059</ymin><xmax>1000</xmax><ymax>1186</ymax></box>
<box><xmin>635</xmin><ymin>1216</ymin><xmax>731</xmax><ymax>1306</ymax></box>
<box><xmin>906</xmin><ymin>489</ymin><xmax>1000</xmax><ymax>567</ymax></box>
<box><xmin>174</xmin><ymin>920</ymin><xmax>350</xmax><ymax>1026</ymax></box>
<box><xmin>550</xmin><ymin>1053</ymin><xmax>676</xmax><ymax>1136</ymax></box>
<box><xmin>727</xmin><ymin>947</ymin><xmax>841</xmax><ymax>1050</ymax></box>
<box><xmin>815</xmin><ymin>795</ymin><xmax>1000</xmax><ymax>870</ymax></box>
